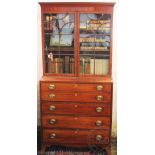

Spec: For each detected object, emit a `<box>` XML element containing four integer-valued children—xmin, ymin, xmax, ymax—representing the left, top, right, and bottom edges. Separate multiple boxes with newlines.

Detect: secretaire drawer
<box><xmin>42</xmin><ymin>115</ymin><xmax>111</xmax><ymax>129</ymax></box>
<box><xmin>43</xmin><ymin>129</ymin><xmax>110</xmax><ymax>145</ymax></box>
<box><xmin>41</xmin><ymin>82</ymin><xmax>112</xmax><ymax>93</ymax></box>
<box><xmin>41</xmin><ymin>92</ymin><xmax>112</xmax><ymax>103</ymax></box>
<box><xmin>41</xmin><ymin>102</ymin><xmax>111</xmax><ymax>116</ymax></box>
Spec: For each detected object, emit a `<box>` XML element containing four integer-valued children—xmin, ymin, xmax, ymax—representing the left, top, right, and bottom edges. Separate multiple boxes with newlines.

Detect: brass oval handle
<box><xmin>50</xmin><ymin>133</ymin><xmax>56</xmax><ymax>139</ymax></box>
<box><xmin>96</xmin><ymin>85</ymin><xmax>103</xmax><ymax>91</ymax></box>
<box><xmin>49</xmin><ymin>105</ymin><xmax>56</xmax><ymax>111</ymax></box>
<box><xmin>96</xmin><ymin>107</ymin><xmax>103</xmax><ymax>113</ymax></box>
<box><xmin>96</xmin><ymin>120</ymin><xmax>103</xmax><ymax>126</ymax></box>
<box><xmin>49</xmin><ymin>119</ymin><xmax>56</xmax><ymax>124</ymax></box>
<box><xmin>49</xmin><ymin>94</ymin><xmax>55</xmax><ymax>99</ymax></box>
<box><xmin>49</xmin><ymin>84</ymin><xmax>55</xmax><ymax>90</ymax></box>
<box><xmin>96</xmin><ymin>135</ymin><xmax>102</xmax><ymax>141</ymax></box>
<box><xmin>96</xmin><ymin>95</ymin><xmax>103</xmax><ymax>101</ymax></box>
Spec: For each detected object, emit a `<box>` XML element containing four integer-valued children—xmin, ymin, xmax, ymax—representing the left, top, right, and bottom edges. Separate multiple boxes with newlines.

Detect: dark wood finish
<box><xmin>41</xmin><ymin>102</ymin><xmax>111</xmax><ymax>116</ymax></box>
<box><xmin>39</xmin><ymin>2</ymin><xmax>115</xmax><ymax>153</ymax></box>
<box><xmin>41</xmin><ymin>92</ymin><xmax>112</xmax><ymax>103</ymax></box>
<box><xmin>43</xmin><ymin>129</ymin><xmax>110</xmax><ymax>145</ymax></box>
<box><xmin>41</xmin><ymin>82</ymin><xmax>112</xmax><ymax>92</ymax></box>
<box><xmin>40</xmin><ymin>76</ymin><xmax>113</xmax><ymax>83</ymax></box>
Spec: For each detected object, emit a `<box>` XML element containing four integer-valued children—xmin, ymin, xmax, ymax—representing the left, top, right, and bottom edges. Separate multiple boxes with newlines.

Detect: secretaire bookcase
<box><xmin>39</xmin><ymin>2</ymin><xmax>115</xmax><ymax>154</ymax></box>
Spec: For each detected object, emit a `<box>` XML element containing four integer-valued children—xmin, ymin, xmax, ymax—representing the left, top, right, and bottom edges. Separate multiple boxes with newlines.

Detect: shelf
<box><xmin>80</xmin><ymin>32</ymin><xmax>110</xmax><ymax>36</ymax></box>
<box><xmin>80</xmin><ymin>41</ymin><xmax>109</xmax><ymax>43</ymax></box>
<box><xmin>46</xmin><ymin>54</ymin><xmax>74</xmax><ymax>56</ymax></box>
<box><xmin>80</xmin><ymin>48</ymin><xmax>110</xmax><ymax>52</ymax></box>
<box><xmin>80</xmin><ymin>33</ymin><xmax>110</xmax><ymax>35</ymax></box>
<box><xmin>80</xmin><ymin>54</ymin><xmax>109</xmax><ymax>57</ymax></box>
<box><xmin>45</xmin><ymin>33</ymin><xmax>73</xmax><ymax>35</ymax></box>
<box><xmin>80</xmin><ymin>51</ymin><xmax>109</xmax><ymax>54</ymax></box>
<box><xmin>45</xmin><ymin>47</ymin><xmax>74</xmax><ymax>51</ymax></box>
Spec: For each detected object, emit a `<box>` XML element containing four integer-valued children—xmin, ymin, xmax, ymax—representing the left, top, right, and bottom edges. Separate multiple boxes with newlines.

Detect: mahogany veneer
<box><xmin>39</xmin><ymin>2</ymin><xmax>115</xmax><ymax>154</ymax></box>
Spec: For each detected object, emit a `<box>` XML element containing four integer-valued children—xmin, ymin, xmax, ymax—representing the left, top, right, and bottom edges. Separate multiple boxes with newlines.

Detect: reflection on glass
<box><xmin>80</xmin><ymin>14</ymin><xmax>111</xmax><ymax>75</ymax></box>
<box><xmin>44</xmin><ymin>14</ymin><xmax>74</xmax><ymax>74</ymax></box>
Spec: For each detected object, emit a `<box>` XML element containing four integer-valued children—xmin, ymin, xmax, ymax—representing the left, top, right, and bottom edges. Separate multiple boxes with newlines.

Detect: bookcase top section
<box><xmin>41</xmin><ymin>76</ymin><xmax>113</xmax><ymax>83</ymax></box>
<box><xmin>39</xmin><ymin>2</ymin><xmax>116</xmax><ymax>7</ymax></box>
<box><xmin>39</xmin><ymin>2</ymin><xmax>115</xmax><ymax>14</ymax></box>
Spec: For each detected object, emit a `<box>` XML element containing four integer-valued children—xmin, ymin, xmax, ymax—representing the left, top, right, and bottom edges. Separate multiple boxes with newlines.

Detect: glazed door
<box><xmin>43</xmin><ymin>12</ymin><xmax>112</xmax><ymax>76</ymax></box>
<box><xmin>43</xmin><ymin>13</ymin><xmax>75</xmax><ymax>75</ymax></box>
<box><xmin>79</xmin><ymin>13</ymin><xmax>112</xmax><ymax>76</ymax></box>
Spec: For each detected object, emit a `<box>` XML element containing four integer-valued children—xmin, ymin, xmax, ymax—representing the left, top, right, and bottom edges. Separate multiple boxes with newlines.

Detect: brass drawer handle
<box><xmin>96</xmin><ymin>85</ymin><xmax>103</xmax><ymax>91</ymax></box>
<box><xmin>96</xmin><ymin>135</ymin><xmax>102</xmax><ymax>141</ymax></box>
<box><xmin>49</xmin><ymin>105</ymin><xmax>56</xmax><ymax>111</ymax></box>
<box><xmin>96</xmin><ymin>107</ymin><xmax>103</xmax><ymax>113</ymax></box>
<box><xmin>50</xmin><ymin>133</ymin><xmax>56</xmax><ymax>139</ymax></box>
<box><xmin>49</xmin><ymin>119</ymin><xmax>56</xmax><ymax>124</ymax></box>
<box><xmin>49</xmin><ymin>84</ymin><xmax>55</xmax><ymax>90</ymax></box>
<box><xmin>96</xmin><ymin>120</ymin><xmax>103</xmax><ymax>126</ymax></box>
<box><xmin>49</xmin><ymin>94</ymin><xmax>55</xmax><ymax>99</ymax></box>
<box><xmin>96</xmin><ymin>95</ymin><xmax>103</xmax><ymax>101</ymax></box>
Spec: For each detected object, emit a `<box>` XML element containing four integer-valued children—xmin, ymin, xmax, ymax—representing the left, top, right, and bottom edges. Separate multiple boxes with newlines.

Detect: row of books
<box><xmin>89</xmin><ymin>19</ymin><xmax>111</xmax><ymax>24</ymax></box>
<box><xmin>80</xmin><ymin>58</ymin><xmax>109</xmax><ymax>75</ymax></box>
<box><xmin>80</xmin><ymin>27</ymin><xmax>110</xmax><ymax>31</ymax></box>
<box><xmin>80</xmin><ymin>38</ymin><xmax>106</xmax><ymax>43</ymax></box>
<box><xmin>47</xmin><ymin>57</ymin><xmax>74</xmax><ymax>74</ymax></box>
<box><xmin>81</xmin><ymin>42</ymin><xmax>109</xmax><ymax>47</ymax></box>
<box><xmin>80</xmin><ymin>46</ymin><xmax>108</xmax><ymax>51</ymax></box>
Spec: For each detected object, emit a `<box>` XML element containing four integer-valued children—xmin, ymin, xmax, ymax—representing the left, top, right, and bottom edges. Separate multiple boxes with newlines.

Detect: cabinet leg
<box><xmin>105</xmin><ymin>146</ymin><xmax>111</xmax><ymax>155</ymax></box>
<box><xmin>38</xmin><ymin>144</ymin><xmax>46</xmax><ymax>155</ymax></box>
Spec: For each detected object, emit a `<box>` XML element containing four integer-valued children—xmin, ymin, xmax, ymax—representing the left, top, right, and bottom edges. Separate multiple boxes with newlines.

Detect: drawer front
<box><xmin>41</xmin><ymin>102</ymin><xmax>111</xmax><ymax>116</ymax></box>
<box><xmin>41</xmin><ymin>92</ymin><xmax>112</xmax><ymax>103</ymax></box>
<box><xmin>42</xmin><ymin>116</ymin><xmax>111</xmax><ymax>129</ymax></box>
<box><xmin>41</xmin><ymin>82</ymin><xmax>112</xmax><ymax>93</ymax></box>
<box><xmin>43</xmin><ymin>129</ymin><xmax>110</xmax><ymax>145</ymax></box>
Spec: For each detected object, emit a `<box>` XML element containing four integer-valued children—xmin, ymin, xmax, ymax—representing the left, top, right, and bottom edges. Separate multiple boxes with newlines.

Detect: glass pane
<box><xmin>80</xmin><ymin>14</ymin><xmax>111</xmax><ymax>75</ymax></box>
<box><xmin>44</xmin><ymin>14</ymin><xmax>74</xmax><ymax>74</ymax></box>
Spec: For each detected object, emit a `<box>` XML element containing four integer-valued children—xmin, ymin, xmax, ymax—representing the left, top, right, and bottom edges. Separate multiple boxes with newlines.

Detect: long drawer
<box><xmin>43</xmin><ymin>129</ymin><xmax>110</xmax><ymax>145</ymax></box>
<box><xmin>41</xmin><ymin>82</ymin><xmax>112</xmax><ymax>93</ymax></box>
<box><xmin>41</xmin><ymin>92</ymin><xmax>112</xmax><ymax>103</ymax></box>
<box><xmin>42</xmin><ymin>115</ymin><xmax>111</xmax><ymax>129</ymax></box>
<box><xmin>41</xmin><ymin>102</ymin><xmax>111</xmax><ymax>116</ymax></box>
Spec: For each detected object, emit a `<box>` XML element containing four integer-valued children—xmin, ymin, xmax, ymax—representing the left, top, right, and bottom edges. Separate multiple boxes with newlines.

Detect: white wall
<box><xmin>37</xmin><ymin>0</ymin><xmax>117</xmax><ymax>138</ymax></box>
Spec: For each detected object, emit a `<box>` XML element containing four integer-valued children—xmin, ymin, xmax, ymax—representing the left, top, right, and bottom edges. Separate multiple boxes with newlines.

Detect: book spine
<box><xmin>90</xmin><ymin>59</ymin><xmax>94</xmax><ymax>74</ymax></box>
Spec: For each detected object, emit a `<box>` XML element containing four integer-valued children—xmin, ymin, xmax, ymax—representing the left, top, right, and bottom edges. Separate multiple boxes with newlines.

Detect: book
<box><xmin>90</xmin><ymin>59</ymin><xmax>94</xmax><ymax>74</ymax></box>
<box><xmin>84</xmin><ymin>58</ymin><xmax>90</xmax><ymax>74</ymax></box>
<box><xmin>95</xmin><ymin>59</ymin><xmax>109</xmax><ymax>75</ymax></box>
<box><xmin>70</xmin><ymin>58</ymin><xmax>74</xmax><ymax>73</ymax></box>
<box><xmin>82</xmin><ymin>58</ymin><xmax>85</xmax><ymax>74</ymax></box>
<box><xmin>48</xmin><ymin>58</ymin><xmax>63</xmax><ymax>74</ymax></box>
<box><xmin>44</xmin><ymin>15</ymin><xmax>50</xmax><ymax>31</ymax></box>
<box><xmin>102</xmin><ymin>59</ymin><xmax>109</xmax><ymax>75</ymax></box>
<box><xmin>64</xmin><ymin>56</ymin><xmax>70</xmax><ymax>73</ymax></box>
<box><xmin>48</xmin><ymin>62</ymin><xmax>55</xmax><ymax>73</ymax></box>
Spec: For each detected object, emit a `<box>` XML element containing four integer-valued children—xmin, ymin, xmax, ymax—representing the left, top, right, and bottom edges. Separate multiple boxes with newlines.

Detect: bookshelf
<box><xmin>79</xmin><ymin>14</ymin><xmax>111</xmax><ymax>75</ymax></box>
<box><xmin>39</xmin><ymin>3</ymin><xmax>115</xmax><ymax>154</ymax></box>
<box><xmin>42</xmin><ymin>11</ymin><xmax>112</xmax><ymax>76</ymax></box>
